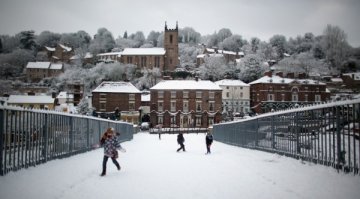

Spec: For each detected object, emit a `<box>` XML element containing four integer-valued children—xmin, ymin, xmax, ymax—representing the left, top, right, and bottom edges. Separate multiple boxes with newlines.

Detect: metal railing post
<box><xmin>271</xmin><ymin>116</ymin><xmax>275</xmax><ymax>149</ymax></box>
<box><xmin>0</xmin><ymin>109</ymin><xmax>4</xmax><ymax>176</ymax></box>
<box><xmin>43</xmin><ymin>113</ymin><xmax>48</xmax><ymax>163</ymax></box>
<box><xmin>69</xmin><ymin>116</ymin><xmax>73</xmax><ymax>153</ymax></box>
<box><xmin>336</xmin><ymin>106</ymin><xmax>342</xmax><ymax>170</ymax></box>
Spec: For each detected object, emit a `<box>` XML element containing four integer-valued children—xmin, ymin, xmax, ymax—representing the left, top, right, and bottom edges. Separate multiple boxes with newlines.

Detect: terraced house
<box><xmin>149</xmin><ymin>78</ymin><xmax>222</xmax><ymax>128</ymax></box>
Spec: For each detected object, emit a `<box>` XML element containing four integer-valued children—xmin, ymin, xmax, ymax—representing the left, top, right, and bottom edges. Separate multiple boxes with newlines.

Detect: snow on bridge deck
<box><xmin>0</xmin><ymin>133</ymin><xmax>359</xmax><ymax>199</ymax></box>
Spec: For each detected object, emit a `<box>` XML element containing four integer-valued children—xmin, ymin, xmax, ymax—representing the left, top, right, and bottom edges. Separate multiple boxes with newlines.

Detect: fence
<box><xmin>0</xmin><ymin>105</ymin><xmax>134</xmax><ymax>176</ymax></box>
<box><xmin>213</xmin><ymin>99</ymin><xmax>360</xmax><ymax>174</ymax></box>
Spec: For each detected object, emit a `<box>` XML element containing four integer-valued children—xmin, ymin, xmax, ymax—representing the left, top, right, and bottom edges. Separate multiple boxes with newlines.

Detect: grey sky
<box><xmin>1</xmin><ymin>0</ymin><xmax>360</xmax><ymax>47</ymax></box>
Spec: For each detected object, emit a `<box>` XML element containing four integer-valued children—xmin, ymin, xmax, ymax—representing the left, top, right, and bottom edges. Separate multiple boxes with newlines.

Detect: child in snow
<box><xmin>176</xmin><ymin>133</ymin><xmax>186</xmax><ymax>152</ymax></box>
<box><xmin>100</xmin><ymin>127</ymin><xmax>125</xmax><ymax>176</ymax></box>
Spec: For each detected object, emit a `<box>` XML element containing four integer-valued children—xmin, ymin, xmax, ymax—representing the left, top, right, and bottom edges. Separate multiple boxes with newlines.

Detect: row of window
<box><xmin>126</xmin><ymin>56</ymin><xmax>161</xmax><ymax>67</ymax></box>
<box><xmin>157</xmin><ymin>100</ymin><xmax>215</xmax><ymax>112</ymax></box>
<box><xmin>100</xmin><ymin>93</ymin><xmax>135</xmax><ymax>100</ymax></box>
<box><xmin>265</xmin><ymin>94</ymin><xmax>321</xmax><ymax>102</ymax></box>
<box><xmin>158</xmin><ymin>91</ymin><xmax>215</xmax><ymax>99</ymax></box>
<box><xmin>157</xmin><ymin>115</ymin><xmax>214</xmax><ymax>127</ymax></box>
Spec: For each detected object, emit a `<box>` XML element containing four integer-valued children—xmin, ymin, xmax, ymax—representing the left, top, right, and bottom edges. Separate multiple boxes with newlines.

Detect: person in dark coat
<box><xmin>176</xmin><ymin>133</ymin><xmax>186</xmax><ymax>152</ymax></box>
<box><xmin>205</xmin><ymin>131</ymin><xmax>213</xmax><ymax>154</ymax></box>
<box><xmin>100</xmin><ymin>127</ymin><xmax>124</xmax><ymax>176</ymax></box>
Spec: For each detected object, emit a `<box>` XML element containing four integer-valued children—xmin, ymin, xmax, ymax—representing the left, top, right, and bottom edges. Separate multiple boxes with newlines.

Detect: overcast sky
<box><xmin>1</xmin><ymin>0</ymin><xmax>360</xmax><ymax>47</ymax></box>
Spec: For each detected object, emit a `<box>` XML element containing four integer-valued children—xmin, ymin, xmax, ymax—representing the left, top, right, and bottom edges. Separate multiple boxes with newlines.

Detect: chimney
<box><xmin>275</xmin><ymin>72</ymin><xmax>283</xmax><ymax>78</ymax></box>
<box><xmin>298</xmin><ymin>73</ymin><xmax>306</xmax><ymax>79</ymax></box>
<box><xmin>195</xmin><ymin>76</ymin><xmax>199</xmax><ymax>81</ymax></box>
<box><xmin>264</xmin><ymin>71</ymin><xmax>272</xmax><ymax>77</ymax></box>
<box><xmin>286</xmin><ymin>72</ymin><xmax>294</xmax><ymax>79</ymax></box>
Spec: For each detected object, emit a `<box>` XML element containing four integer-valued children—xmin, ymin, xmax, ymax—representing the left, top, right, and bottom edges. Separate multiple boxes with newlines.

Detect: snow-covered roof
<box><xmin>215</xmin><ymin>79</ymin><xmax>249</xmax><ymax>87</ymax></box>
<box><xmin>249</xmin><ymin>75</ymin><xmax>326</xmax><ymax>85</ymax></box>
<box><xmin>97</xmin><ymin>52</ymin><xmax>122</xmax><ymax>57</ymax></box>
<box><xmin>59</xmin><ymin>44</ymin><xmax>72</xmax><ymax>52</ymax></box>
<box><xmin>197</xmin><ymin>54</ymin><xmax>206</xmax><ymax>58</ymax></box>
<box><xmin>52</xmin><ymin>56</ymin><xmax>59</xmax><ymax>59</ymax></box>
<box><xmin>92</xmin><ymin>81</ymin><xmax>141</xmax><ymax>93</ymax></box>
<box><xmin>57</xmin><ymin>92</ymin><xmax>74</xmax><ymax>99</ymax></box>
<box><xmin>122</xmin><ymin>48</ymin><xmax>166</xmax><ymax>55</ymax></box>
<box><xmin>49</xmin><ymin>63</ymin><xmax>63</xmax><ymax>70</ymax></box>
<box><xmin>343</xmin><ymin>72</ymin><xmax>360</xmax><ymax>80</ymax></box>
<box><xmin>85</xmin><ymin>52</ymin><xmax>93</xmax><ymax>58</ymax></box>
<box><xmin>330</xmin><ymin>78</ymin><xmax>343</xmax><ymax>83</ymax></box>
<box><xmin>70</xmin><ymin>52</ymin><xmax>93</xmax><ymax>60</ymax></box>
<box><xmin>150</xmin><ymin>80</ymin><xmax>222</xmax><ymax>91</ymax></box>
<box><xmin>26</xmin><ymin>62</ymin><xmax>51</xmax><ymax>69</ymax></box>
<box><xmin>8</xmin><ymin>95</ymin><xmax>54</xmax><ymax>104</ymax></box>
<box><xmin>45</xmin><ymin>46</ymin><xmax>55</xmax><ymax>51</ymax></box>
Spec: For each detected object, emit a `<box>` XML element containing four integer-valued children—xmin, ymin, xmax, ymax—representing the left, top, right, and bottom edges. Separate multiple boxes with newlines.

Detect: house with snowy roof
<box><xmin>26</xmin><ymin>62</ymin><xmax>64</xmax><ymax>82</ymax></box>
<box><xmin>341</xmin><ymin>72</ymin><xmax>360</xmax><ymax>91</ymax></box>
<box><xmin>149</xmin><ymin>78</ymin><xmax>223</xmax><ymax>128</ymax></box>
<box><xmin>196</xmin><ymin>47</ymin><xmax>244</xmax><ymax>66</ymax></box>
<box><xmin>7</xmin><ymin>95</ymin><xmax>55</xmax><ymax>110</ymax></box>
<box><xmin>92</xmin><ymin>81</ymin><xmax>141</xmax><ymax>123</ymax></box>
<box><xmin>249</xmin><ymin>71</ymin><xmax>330</xmax><ymax>113</ymax></box>
<box><xmin>215</xmin><ymin>79</ymin><xmax>250</xmax><ymax>115</ymax></box>
<box><xmin>44</xmin><ymin>43</ymin><xmax>74</xmax><ymax>63</ymax></box>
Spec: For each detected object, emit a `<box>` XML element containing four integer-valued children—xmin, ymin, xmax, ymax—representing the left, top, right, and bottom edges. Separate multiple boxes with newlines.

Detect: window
<box><xmin>240</xmin><ymin>92</ymin><xmax>243</xmax><ymax>98</ymax></box>
<box><xmin>183</xmin><ymin>100</ymin><xmax>189</xmax><ymax>112</ymax></box>
<box><xmin>158</xmin><ymin>91</ymin><xmax>164</xmax><ymax>99</ymax></box>
<box><xmin>100</xmin><ymin>93</ymin><xmax>107</xmax><ymax>100</ymax></box>
<box><xmin>158</xmin><ymin>115</ymin><xmax>163</xmax><ymax>124</ymax></box>
<box><xmin>305</xmin><ymin>94</ymin><xmax>308</xmax><ymax>102</ymax></box>
<box><xmin>171</xmin><ymin>100</ymin><xmax>176</xmax><ymax>112</ymax></box>
<box><xmin>209</xmin><ymin>101</ymin><xmax>215</xmax><ymax>112</ymax></box>
<box><xmin>129</xmin><ymin>94</ymin><xmax>135</xmax><ymax>100</ymax></box>
<box><xmin>170</xmin><ymin>35</ymin><xmax>173</xmax><ymax>43</ymax></box>
<box><xmin>141</xmin><ymin>56</ymin><xmax>146</xmax><ymax>67</ymax></box>
<box><xmin>196</xmin><ymin>91</ymin><xmax>202</xmax><ymax>98</ymax></box>
<box><xmin>226</xmin><ymin>92</ymin><xmax>230</xmax><ymax>98</ymax></box>
<box><xmin>268</xmin><ymin>94</ymin><xmax>274</xmax><ymax>101</ymax></box>
<box><xmin>315</xmin><ymin>95</ymin><xmax>321</xmax><ymax>102</ymax></box>
<box><xmin>208</xmin><ymin>117</ymin><xmax>214</xmax><ymax>125</ymax></box>
<box><xmin>196</xmin><ymin>116</ymin><xmax>202</xmax><ymax>127</ymax></box>
<box><xmin>158</xmin><ymin>101</ymin><xmax>163</xmax><ymax>112</ymax></box>
<box><xmin>209</xmin><ymin>91</ymin><xmax>215</xmax><ymax>99</ymax></box>
<box><xmin>183</xmin><ymin>91</ymin><xmax>189</xmax><ymax>98</ymax></box>
<box><xmin>196</xmin><ymin>101</ymin><xmax>202</xmax><ymax>112</ymax></box>
<box><xmin>171</xmin><ymin>91</ymin><xmax>176</xmax><ymax>98</ymax></box>
<box><xmin>129</xmin><ymin>101</ymin><xmax>135</xmax><ymax>111</ymax></box>
<box><xmin>127</xmin><ymin>56</ymin><xmax>133</xmax><ymax>64</ymax></box>
<box><xmin>100</xmin><ymin>102</ymin><xmax>106</xmax><ymax>111</ymax></box>
<box><xmin>155</xmin><ymin>57</ymin><xmax>160</xmax><ymax>67</ymax></box>
<box><xmin>292</xmin><ymin>94</ymin><xmax>298</xmax><ymax>102</ymax></box>
<box><xmin>281</xmin><ymin>94</ymin><xmax>285</xmax><ymax>102</ymax></box>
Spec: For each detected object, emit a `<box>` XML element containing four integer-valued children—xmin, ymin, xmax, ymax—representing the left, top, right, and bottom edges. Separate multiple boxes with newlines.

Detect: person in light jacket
<box><xmin>100</xmin><ymin>127</ymin><xmax>124</xmax><ymax>176</ymax></box>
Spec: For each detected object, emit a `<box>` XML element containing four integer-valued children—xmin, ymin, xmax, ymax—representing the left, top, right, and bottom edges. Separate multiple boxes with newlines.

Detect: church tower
<box><xmin>164</xmin><ymin>21</ymin><xmax>179</xmax><ymax>72</ymax></box>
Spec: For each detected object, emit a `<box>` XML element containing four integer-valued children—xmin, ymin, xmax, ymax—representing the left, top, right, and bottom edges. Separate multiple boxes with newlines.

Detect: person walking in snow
<box><xmin>100</xmin><ymin>127</ymin><xmax>125</xmax><ymax>176</ymax></box>
<box><xmin>205</xmin><ymin>131</ymin><xmax>213</xmax><ymax>154</ymax></box>
<box><xmin>176</xmin><ymin>132</ymin><xmax>186</xmax><ymax>152</ymax></box>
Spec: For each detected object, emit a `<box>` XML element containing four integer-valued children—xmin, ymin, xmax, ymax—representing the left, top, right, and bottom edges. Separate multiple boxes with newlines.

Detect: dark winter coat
<box><xmin>206</xmin><ymin>134</ymin><xmax>213</xmax><ymax>145</ymax></box>
<box><xmin>177</xmin><ymin>133</ymin><xmax>185</xmax><ymax>144</ymax></box>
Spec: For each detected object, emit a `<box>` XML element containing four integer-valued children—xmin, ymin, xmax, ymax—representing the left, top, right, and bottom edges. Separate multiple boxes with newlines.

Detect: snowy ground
<box><xmin>1</xmin><ymin>132</ymin><xmax>360</xmax><ymax>199</ymax></box>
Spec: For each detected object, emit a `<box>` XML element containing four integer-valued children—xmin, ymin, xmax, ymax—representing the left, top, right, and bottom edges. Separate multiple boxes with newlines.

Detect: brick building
<box><xmin>249</xmin><ymin>73</ymin><xmax>330</xmax><ymax>113</ymax></box>
<box><xmin>45</xmin><ymin>44</ymin><xmax>74</xmax><ymax>63</ymax></box>
<box><xmin>341</xmin><ymin>72</ymin><xmax>360</xmax><ymax>91</ymax></box>
<box><xmin>26</xmin><ymin>62</ymin><xmax>64</xmax><ymax>82</ymax></box>
<box><xmin>149</xmin><ymin>79</ymin><xmax>222</xmax><ymax>128</ymax></box>
<box><xmin>92</xmin><ymin>81</ymin><xmax>141</xmax><ymax>123</ymax></box>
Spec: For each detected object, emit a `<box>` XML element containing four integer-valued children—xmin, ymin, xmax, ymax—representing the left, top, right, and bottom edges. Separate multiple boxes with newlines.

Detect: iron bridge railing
<box><xmin>0</xmin><ymin>105</ymin><xmax>134</xmax><ymax>176</ymax></box>
<box><xmin>213</xmin><ymin>99</ymin><xmax>360</xmax><ymax>174</ymax></box>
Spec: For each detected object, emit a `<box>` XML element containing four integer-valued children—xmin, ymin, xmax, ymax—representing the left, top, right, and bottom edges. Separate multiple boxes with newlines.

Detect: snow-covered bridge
<box><xmin>1</xmin><ymin>132</ymin><xmax>359</xmax><ymax>199</ymax></box>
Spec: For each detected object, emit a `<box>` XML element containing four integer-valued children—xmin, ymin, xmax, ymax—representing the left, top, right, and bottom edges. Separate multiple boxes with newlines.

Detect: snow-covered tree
<box><xmin>0</xmin><ymin>34</ymin><xmax>21</xmax><ymax>53</ymax></box>
<box><xmin>257</xmin><ymin>41</ymin><xmax>278</xmax><ymax>61</ymax></box>
<box><xmin>77</xmin><ymin>97</ymin><xmax>90</xmax><ymax>115</ymax></box>
<box><xmin>321</xmin><ymin>24</ymin><xmax>350</xmax><ymax>71</ymax></box>
<box><xmin>129</xmin><ymin>31</ymin><xmax>146</xmax><ymax>47</ymax></box>
<box><xmin>35</xmin><ymin>31</ymin><xmax>61</xmax><ymax>47</ymax></box>
<box><xmin>238</xmin><ymin>54</ymin><xmax>266</xmax><ymax>83</ymax></box>
<box><xmin>146</xmin><ymin>31</ymin><xmax>160</xmax><ymax>46</ymax></box>
<box><xmin>179</xmin><ymin>27</ymin><xmax>201</xmax><ymax>44</ymax></box>
<box><xmin>156</xmin><ymin>32</ymin><xmax>164</xmax><ymax>47</ymax></box>
<box><xmin>269</xmin><ymin>34</ymin><xmax>287</xmax><ymax>59</ymax></box>
<box><xmin>179</xmin><ymin>43</ymin><xmax>201</xmax><ymax>68</ymax></box>
<box><xmin>217</xmin><ymin>28</ymin><xmax>232</xmax><ymax>43</ymax></box>
<box><xmin>198</xmin><ymin>56</ymin><xmax>227</xmax><ymax>81</ymax></box>
<box><xmin>219</xmin><ymin>34</ymin><xmax>246</xmax><ymax>52</ymax></box>
<box><xmin>19</xmin><ymin>30</ymin><xmax>36</xmax><ymax>50</ymax></box>
<box><xmin>89</xmin><ymin>28</ymin><xmax>115</xmax><ymax>54</ymax></box>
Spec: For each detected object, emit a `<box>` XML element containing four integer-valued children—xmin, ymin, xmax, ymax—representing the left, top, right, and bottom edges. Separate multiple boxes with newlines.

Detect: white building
<box><xmin>215</xmin><ymin>79</ymin><xmax>250</xmax><ymax>114</ymax></box>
